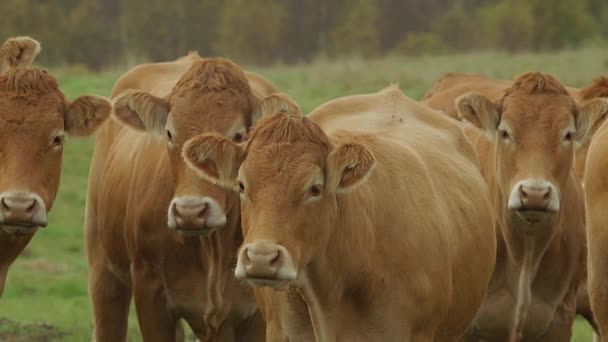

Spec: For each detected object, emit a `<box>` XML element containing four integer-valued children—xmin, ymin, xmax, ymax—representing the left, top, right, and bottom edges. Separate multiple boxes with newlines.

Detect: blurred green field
<box><xmin>2</xmin><ymin>48</ymin><xmax>607</xmax><ymax>341</ymax></box>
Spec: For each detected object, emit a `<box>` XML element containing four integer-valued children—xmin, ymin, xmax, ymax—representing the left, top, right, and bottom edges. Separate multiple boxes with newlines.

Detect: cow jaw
<box><xmin>235</xmin><ymin>240</ymin><xmax>298</xmax><ymax>289</ymax></box>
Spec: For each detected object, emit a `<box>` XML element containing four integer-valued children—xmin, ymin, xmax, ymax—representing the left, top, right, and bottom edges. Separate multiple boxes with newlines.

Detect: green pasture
<box><xmin>2</xmin><ymin>48</ymin><xmax>606</xmax><ymax>341</ymax></box>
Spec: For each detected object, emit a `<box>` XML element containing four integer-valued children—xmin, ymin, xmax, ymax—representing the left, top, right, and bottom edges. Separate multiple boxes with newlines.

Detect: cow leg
<box><xmin>132</xmin><ymin>261</ymin><xmax>178</xmax><ymax>342</ymax></box>
<box><xmin>89</xmin><ymin>264</ymin><xmax>132</xmax><ymax>342</ymax></box>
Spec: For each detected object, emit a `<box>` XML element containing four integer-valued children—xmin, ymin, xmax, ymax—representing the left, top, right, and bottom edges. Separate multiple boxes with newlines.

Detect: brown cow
<box><xmin>181</xmin><ymin>86</ymin><xmax>497</xmax><ymax>340</ymax></box>
<box><xmin>0</xmin><ymin>37</ymin><xmax>110</xmax><ymax>298</ymax></box>
<box><xmin>86</xmin><ymin>54</ymin><xmax>277</xmax><ymax>341</ymax></box>
<box><xmin>424</xmin><ymin>73</ymin><xmax>608</xmax><ymax>336</ymax></box>
<box><xmin>435</xmin><ymin>72</ymin><xmax>605</xmax><ymax>340</ymax></box>
<box><xmin>583</xmin><ymin>81</ymin><xmax>608</xmax><ymax>340</ymax></box>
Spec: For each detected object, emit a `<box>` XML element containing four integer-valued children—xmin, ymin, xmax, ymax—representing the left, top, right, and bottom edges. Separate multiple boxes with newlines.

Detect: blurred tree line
<box><xmin>1</xmin><ymin>0</ymin><xmax>607</xmax><ymax>69</ymax></box>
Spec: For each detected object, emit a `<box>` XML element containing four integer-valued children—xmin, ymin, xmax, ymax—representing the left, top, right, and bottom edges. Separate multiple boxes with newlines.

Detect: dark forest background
<box><xmin>2</xmin><ymin>0</ymin><xmax>607</xmax><ymax>69</ymax></box>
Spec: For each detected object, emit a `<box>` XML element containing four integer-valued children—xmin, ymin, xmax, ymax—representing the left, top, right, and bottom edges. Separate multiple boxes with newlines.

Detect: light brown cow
<box><xmin>423</xmin><ymin>74</ymin><xmax>608</xmax><ymax>336</ymax></box>
<box><xmin>427</xmin><ymin>72</ymin><xmax>605</xmax><ymax>340</ymax></box>
<box><xmin>583</xmin><ymin>79</ymin><xmax>608</xmax><ymax>340</ymax></box>
<box><xmin>86</xmin><ymin>54</ymin><xmax>277</xmax><ymax>341</ymax></box>
<box><xmin>181</xmin><ymin>86</ymin><xmax>497</xmax><ymax>340</ymax></box>
<box><xmin>0</xmin><ymin>37</ymin><xmax>110</xmax><ymax>298</ymax></box>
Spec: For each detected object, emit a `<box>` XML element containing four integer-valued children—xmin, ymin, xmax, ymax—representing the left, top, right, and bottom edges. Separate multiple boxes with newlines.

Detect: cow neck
<box><xmin>194</xmin><ymin>203</ymin><xmax>243</xmax><ymax>333</ymax></box>
<box><xmin>294</xmin><ymin>186</ymin><xmax>379</xmax><ymax>341</ymax></box>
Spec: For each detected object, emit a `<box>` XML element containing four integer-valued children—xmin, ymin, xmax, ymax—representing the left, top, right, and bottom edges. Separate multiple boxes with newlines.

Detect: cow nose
<box><xmin>0</xmin><ymin>192</ymin><xmax>48</xmax><ymax>228</ymax></box>
<box><xmin>235</xmin><ymin>241</ymin><xmax>297</xmax><ymax>287</ymax></box>
<box><xmin>168</xmin><ymin>196</ymin><xmax>227</xmax><ymax>232</ymax></box>
<box><xmin>519</xmin><ymin>185</ymin><xmax>551</xmax><ymax>211</ymax></box>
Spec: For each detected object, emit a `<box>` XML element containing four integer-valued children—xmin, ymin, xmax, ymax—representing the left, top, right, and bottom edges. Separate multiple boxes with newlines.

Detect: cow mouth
<box><xmin>1</xmin><ymin>223</ymin><xmax>39</xmax><ymax>234</ymax></box>
<box><xmin>244</xmin><ymin>276</ymin><xmax>291</xmax><ymax>290</ymax></box>
<box><xmin>174</xmin><ymin>226</ymin><xmax>219</xmax><ymax>237</ymax></box>
<box><xmin>514</xmin><ymin>208</ymin><xmax>554</xmax><ymax>224</ymax></box>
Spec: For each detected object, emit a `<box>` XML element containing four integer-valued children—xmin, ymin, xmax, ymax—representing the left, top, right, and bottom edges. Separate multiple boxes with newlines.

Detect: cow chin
<box><xmin>1</xmin><ymin>224</ymin><xmax>38</xmax><ymax>235</ymax></box>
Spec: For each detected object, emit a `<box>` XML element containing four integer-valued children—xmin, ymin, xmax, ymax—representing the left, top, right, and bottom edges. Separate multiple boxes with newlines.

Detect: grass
<box><xmin>1</xmin><ymin>47</ymin><xmax>607</xmax><ymax>341</ymax></box>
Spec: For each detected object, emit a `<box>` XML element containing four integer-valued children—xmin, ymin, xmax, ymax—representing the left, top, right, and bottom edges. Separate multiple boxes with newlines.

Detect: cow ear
<box><xmin>182</xmin><ymin>133</ymin><xmax>245</xmax><ymax>190</ymax></box>
<box><xmin>575</xmin><ymin>98</ymin><xmax>608</xmax><ymax>144</ymax></box>
<box><xmin>456</xmin><ymin>92</ymin><xmax>500</xmax><ymax>135</ymax></box>
<box><xmin>112</xmin><ymin>90</ymin><xmax>169</xmax><ymax>134</ymax></box>
<box><xmin>0</xmin><ymin>37</ymin><xmax>41</xmax><ymax>72</ymax></box>
<box><xmin>251</xmin><ymin>93</ymin><xmax>301</xmax><ymax>126</ymax></box>
<box><xmin>64</xmin><ymin>95</ymin><xmax>112</xmax><ymax>136</ymax></box>
<box><xmin>326</xmin><ymin>142</ymin><xmax>376</xmax><ymax>193</ymax></box>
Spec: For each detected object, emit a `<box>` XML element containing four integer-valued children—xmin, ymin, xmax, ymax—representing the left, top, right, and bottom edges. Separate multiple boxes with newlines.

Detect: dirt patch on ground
<box><xmin>0</xmin><ymin>318</ymin><xmax>65</xmax><ymax>342</ymax></box>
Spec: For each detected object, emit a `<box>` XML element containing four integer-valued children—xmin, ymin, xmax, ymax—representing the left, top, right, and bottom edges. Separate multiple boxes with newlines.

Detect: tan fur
<box><xmin>443</xmin><ymin>72</ymin><xmax>589</xmax><ymax>340</ymax></box>
<box><xmin>0</xmin><ymin>36</ymin><xmax>40</xmax><ymax>73</ymax></box>
<box><xmin>183</xmin><ymin>85</ymin><xmax>496</xmax><ymax>341</ymax></box>
<box><xmin>0</xmin><ymin>45</ymin><xmax>110</xmax><ymax>299</ymax></box>
<box><xmin>585</xmin><ymin>101</ymin><xmax>608</xmax><ymax>341</ymax></box>
<box><xmin>86</xmin><ymin>52</ymin><xmax>276</xmax><ymax>341</ymax></box>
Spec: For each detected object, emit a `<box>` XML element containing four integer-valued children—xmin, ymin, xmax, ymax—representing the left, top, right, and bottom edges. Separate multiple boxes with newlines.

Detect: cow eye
<box><xmin>564</xmin><ymin>131</ymin><xmax>573</xmax><ymax>142</ymax></box>
<box><xmin>237</xmin><ymin>181</ymin><xmax>245</xmax><ymax>193</ymax></box>
<box><xmin>233</xmin><ymin>132</ymin><xmax>244</xmax><ymax>143</ymax></box>
<box><xmin>51</xmin><ymin>135</ymin><xmax>65</xmax><ymax>147</ymax></box>
<box><xmin>309</xmin><ymin>185</ymin><xmax>322</xmax><ymax>197</ymax></box>
<box><xmin>499</xmin><ymin>129</ymin><xmax>510</xmax><ymax>140</ymax></box>
<box><xmin>166</xmin><ymin>129</ymin><xmax>173</xmax><ymax>141</ymax></box>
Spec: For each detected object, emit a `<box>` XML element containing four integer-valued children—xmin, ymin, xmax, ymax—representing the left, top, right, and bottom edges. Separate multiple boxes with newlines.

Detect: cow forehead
<box><xmin>169</xmin><ymin>92</ymin><xmax>248</xmax><ymax>135</ymax></box>
<box><xmin>0</xmin><ymin>95</ymin><xmax>64</xmax><ymax>134</ymax></box>
<box><xmin>243</xmin><ymin>144</ymin><xmax>326</xmax><ymax>189</ymax></box>
<box><xmin>501</xmin><ymin>94</ymin><xmax>575</xmax><ymax>131</ymax></box>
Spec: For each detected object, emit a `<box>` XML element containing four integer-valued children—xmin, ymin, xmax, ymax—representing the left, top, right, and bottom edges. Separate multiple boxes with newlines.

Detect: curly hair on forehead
<box><xmin>0</xmin><ymin>67</ymin><xmax>63</xmax><ymax>99</ymax></box>
<box><xmin>171</xmin><ymin>57</ymin><xmax>253</xmax><ymax>100</ymax></box>
<box><xmin>505</xmin><ymin>72</ymin><xmax>570</xmax><ymax>97</ymax></box>
<box><xmin>579</xmin><ymin>77</ymin><xmax>608</xmax><ymax>100</ymax></box>
<box><xmin>248</xmin><ymin>112</ymin><xmax>333</xmax><ymax>154</ymax></box>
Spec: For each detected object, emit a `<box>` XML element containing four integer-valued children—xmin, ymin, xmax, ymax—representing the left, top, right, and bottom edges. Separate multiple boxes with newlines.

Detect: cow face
<box><xmin>0</xmin><ymin>69</ymin><xmax>110</xmax><ymax>234</ymax></box>
<box><xmin>182</xmin><ymin>96</ymin><xmax>376</xmax><ymax>289</ymax></box>
<box><xmin>457</xmin><ymin>72</ymin><xmax>607</xmax><ymax>228</ymax></box>
<box><xmin>113</xmin><ymin>58</ymin><xmax>261</xmax><ymax>235</ymax></box>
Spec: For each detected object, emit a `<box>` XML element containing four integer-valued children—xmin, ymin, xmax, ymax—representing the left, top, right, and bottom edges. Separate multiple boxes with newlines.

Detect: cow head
<box><xmin>0</xmin><ymin>68</ymin><xmax>110</xmax><ymax>234</ymax></box>
<box><xmin>457</xmin><ymin>72</ymin><xmax>607</xmax><ymax>229</ymax></box>
<box><xmin>182</xmin><ymin>95</ymin><xmax>376</xmax><ymax>289</ymax></box>
<box><xmin>112</xmin><ymin>57</ymin><xmax>265</xmax><ymax>235</ymax></box>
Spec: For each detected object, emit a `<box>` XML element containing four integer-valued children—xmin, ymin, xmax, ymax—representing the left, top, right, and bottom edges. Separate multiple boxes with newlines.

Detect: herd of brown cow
<box><xmin>1</xmin><ymin>35</ymin><xmax>608</xmax><ymax>342</ymax></box>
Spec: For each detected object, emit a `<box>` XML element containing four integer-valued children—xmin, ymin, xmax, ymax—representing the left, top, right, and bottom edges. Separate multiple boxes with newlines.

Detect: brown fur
<box><xmin>183</xmin><ymin>86</ymin><xmax>496</xmax><ymax>341</ymax></box>
<box><xmin>0</xmin><ymin>45</ymin><xmax>110</xmax><ymax>299</ymax></box>
<box><xmin>0</xmin><ymin>37</ymin><xmax>41</xmax><ymax>73</ymax></box>
<box><xmin>450</xmin><ymin>72</ymin><xmax>590</xmax><ymax>340</ymax></box>
<box><xmin>585</xmin><ymin>113</ymin><xmax>608</xmax><ymax>340</ymax></box>
<box><xmin>86</xmin><ymin>53</ymin><xmax>276</xmax><ymax>341</ymax></box>
<box><xmin>579</xmin><ymin>77</ymin><xmax>608</xmax><ymax>101</ymax></box>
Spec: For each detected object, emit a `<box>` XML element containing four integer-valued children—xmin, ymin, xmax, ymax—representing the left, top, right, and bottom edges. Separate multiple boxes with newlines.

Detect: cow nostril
<box><xmin>269</xmin><ymin>251</ymin><xmax>280</xmax><ymax>266</ymax></box>
<box><xmin>519</xmin><ymin>185</ymin><xmax>528</xmax><ymax>199</ymax></box>
<box><xmin>197</xmin><ymin>203</ymin><xmax>208</xmax><ymax>218</ymax></box>
<box><xmin>26</xmin><ymin>200</ymin><xmax>36</xmax><ymax>213</ymax></box>
<box><xmin>543</xmin><ymin>188</ymin><xmax>551</xmax><ymax>201</ymax></box>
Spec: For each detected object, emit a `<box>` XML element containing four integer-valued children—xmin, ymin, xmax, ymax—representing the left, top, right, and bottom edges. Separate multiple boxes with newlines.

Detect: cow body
<box><xmin>86</xmin><ymin>54</ymin><xmax>275</xmax><ymax>341</ymax></box>
<box><xmin>182</xmin><ymin>86</ymin><xmax>496</xmax><ymax>341</ymax></box>
<box><xmin>0</xmin><ymin>37</ymin><xmax>110</xmax><ymax>298</ymax></box>
<box><xmin>424</xmin><ymin>72</ymin><xmax>603</xmax><ymax>340</ymax></box>
<box><xmin>583</xmin><ymin>79</ymin><xmax>608</xmax><ymax>340</ymax></box>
